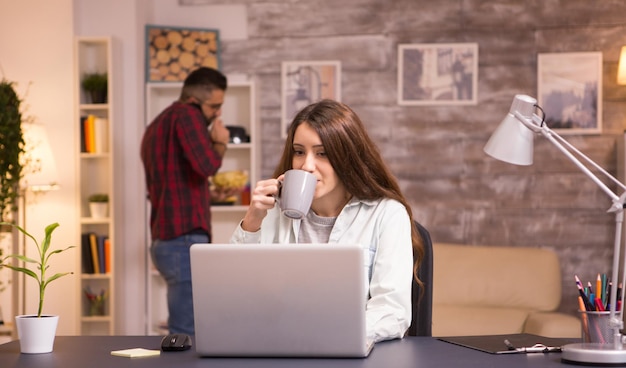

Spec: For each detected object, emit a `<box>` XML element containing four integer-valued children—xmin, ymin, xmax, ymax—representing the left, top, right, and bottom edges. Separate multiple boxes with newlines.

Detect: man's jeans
<box><xmin>150</xmin><ymin>233</ymin><xmax>209</xmax><ymax>335</ymax></box>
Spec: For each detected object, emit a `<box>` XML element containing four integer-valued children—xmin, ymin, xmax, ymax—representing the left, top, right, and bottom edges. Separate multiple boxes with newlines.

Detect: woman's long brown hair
<box><xmin>274</xmin><ymin>99</ymin><xmax>424</xmax><ymax>287</ymax></box>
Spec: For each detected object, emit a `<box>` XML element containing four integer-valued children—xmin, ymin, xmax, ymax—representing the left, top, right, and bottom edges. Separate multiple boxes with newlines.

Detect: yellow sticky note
<box><xmin>111</xmin><ymin>348</ymin><xmax>161</xmax><ymax>358</ymax></box>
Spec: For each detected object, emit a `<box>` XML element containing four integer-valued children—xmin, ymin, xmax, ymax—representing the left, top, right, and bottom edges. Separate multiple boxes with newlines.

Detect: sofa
<box><xmin>431</xmin><ymin>243</ymin><xmax>581</xmax><ymax>338</ymax></box>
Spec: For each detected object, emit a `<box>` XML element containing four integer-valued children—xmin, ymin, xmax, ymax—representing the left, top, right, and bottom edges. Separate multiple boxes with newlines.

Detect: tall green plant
<box><xmin>0</xmin><ymin>222</ymin><xmax>74</xmax><ymax>317</ymax></box>
<box><xmin>0</xmin><ymin>79</ymin><xmax>25</xmax><ymax>223</ymax></box>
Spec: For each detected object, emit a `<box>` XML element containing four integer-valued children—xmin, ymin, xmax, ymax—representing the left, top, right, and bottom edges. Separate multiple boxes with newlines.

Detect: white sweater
<box><xmin>230</xmin><ymin>197</ymin><xmax>413</xmax><ymax>343</ymax></box>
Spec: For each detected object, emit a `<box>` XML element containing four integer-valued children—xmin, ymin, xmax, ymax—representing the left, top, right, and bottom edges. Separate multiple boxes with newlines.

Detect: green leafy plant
<box><xmin>0</xmin><ymin>222</ymin><xmax>74</xmax><ymax>317</ymax></box>
<box><xmin>81</xmin><ymin>73</ymin><xmax>107</xmax><ymax>103</ymax></box>
<box><xmin>0</xmin><ymin>79</ymin><xmax>26</xmax><ymax>223</ymax></box>
<box><xmin>81</xmin><ymin>72</ymin><xmax>107</xmax><ymax>92</ymax></box>
<box><xmin>88</xmin><ymin>193</ymin><xmax>109</xmax><ymax>203</ymax></box>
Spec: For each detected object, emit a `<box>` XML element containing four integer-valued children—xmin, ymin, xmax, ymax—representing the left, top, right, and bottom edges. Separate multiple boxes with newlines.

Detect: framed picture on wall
<box><xmin>537</xmin><ymin>52</ymin><xmax>603</xmax><ymax>134</ymax></box>
<box><xmin>145</xmin><ymin>24</ymin><xmax>221</xmax><ymax>82</ymax></box>
<box><xmin>398</xmin><ymin>43</ymin><xmax>478</xmax><ymax>106</ymax></box>
<box><xmin>281</xmin><ymin>61</ymin><xmax>341</xmax><ymax>138</ymax></box>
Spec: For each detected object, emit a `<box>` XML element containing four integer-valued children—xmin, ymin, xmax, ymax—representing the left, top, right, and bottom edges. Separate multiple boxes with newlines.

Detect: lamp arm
<box><xmin>513</xmin><ymin>111</ymin><xmax>623</xmax><ymax>208</ymax></box>
<box><xmin>541</xmin><ymin>128</ymin><xmax>622</xmax><ymax>206</ymax></box>
<box><xmin>548</xmin><ymin>127</ymin><xmax>626</xmax><ymax>193</ymax></box>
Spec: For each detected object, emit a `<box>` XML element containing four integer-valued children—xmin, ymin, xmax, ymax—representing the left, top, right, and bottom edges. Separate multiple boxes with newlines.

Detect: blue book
<box><xmin>97</xmin><ymin>235</ymin><xmax>106</xmax><ymax>274</ymax></box>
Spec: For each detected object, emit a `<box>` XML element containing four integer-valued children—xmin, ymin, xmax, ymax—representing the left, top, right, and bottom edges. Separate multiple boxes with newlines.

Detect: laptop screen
<box><xmin>190</xmin><ymin>243</ymin><xmax>372</xmax><ymax>357</ymax></box>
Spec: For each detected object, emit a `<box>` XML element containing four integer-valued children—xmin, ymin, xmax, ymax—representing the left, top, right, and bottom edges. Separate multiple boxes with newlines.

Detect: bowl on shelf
<box><xmin>210</xmin><ymin>170</ymin><xmax>249</xmax><ymax>205</ymax></box>
<box><xmin>211</xmin><ymin>197</ymin><xmax>237</xmax><ymax>206</ymax></box>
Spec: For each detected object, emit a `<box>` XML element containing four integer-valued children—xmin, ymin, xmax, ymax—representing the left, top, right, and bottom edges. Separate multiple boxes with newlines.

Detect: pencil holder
<box><xmin>580</xmin><ymin>311</ymin><xmax>613</xmax><ymax>344</ymax></box>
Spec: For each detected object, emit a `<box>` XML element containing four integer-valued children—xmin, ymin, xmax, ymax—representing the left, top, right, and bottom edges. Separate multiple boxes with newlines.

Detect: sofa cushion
<box><xmin>524</xmin><ymin>312</ymin><xmax>581</xmax><ymax>338</ymax></box>
<box><xmin>433</xmin><ymin>305</ymin><xmax>529</xmax><ymax>336</ymax></box>
<box><xmin>433</xmin><ymin>243</ymin><xmax>561</xmax><ymax>311</ymax></box>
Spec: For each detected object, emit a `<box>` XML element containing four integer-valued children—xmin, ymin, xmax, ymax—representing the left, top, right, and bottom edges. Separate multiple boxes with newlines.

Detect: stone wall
<box><xmin>213</xmin><ymin>0</ymin><xmax>626</xmax><ymax>315</ymax></box>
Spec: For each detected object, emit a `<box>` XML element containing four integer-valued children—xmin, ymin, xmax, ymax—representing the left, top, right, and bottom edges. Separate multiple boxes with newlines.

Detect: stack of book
<box><xmin>80</xmin><ymin>115</ymin><xmax>108</xmax><ymax>153</ymax></box>
<box><xmin>81</xmin><ymin>232</ymin><xmax>111</xmax><ymax>274</ymax></box>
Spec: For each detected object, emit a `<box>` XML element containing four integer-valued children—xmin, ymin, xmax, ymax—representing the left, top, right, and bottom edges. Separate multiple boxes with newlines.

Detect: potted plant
<box><xmin>81</xmin><ymin>72</ymin><xmax>108</xmax><ymax>104</ymax></box>
<box><xmin>0</xmin><ymin>222</ymin><xmax>74</xmax><ymax>353</ymax></box>
<box><xmin>87</xmin><ymin>193</ymin><xmax>109</xmax><ymax>219</ymax></box>
<box><xmin>0</xmin><ymin>79</ymin><xmax>26</xmax><ymax>224</ymax></box>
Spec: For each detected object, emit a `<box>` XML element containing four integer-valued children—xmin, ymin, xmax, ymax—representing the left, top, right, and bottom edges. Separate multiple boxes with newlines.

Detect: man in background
<box><xmin>141</xmin><ymin>67</ymin><xmax>230</xmax><ymax>335</ymax></box>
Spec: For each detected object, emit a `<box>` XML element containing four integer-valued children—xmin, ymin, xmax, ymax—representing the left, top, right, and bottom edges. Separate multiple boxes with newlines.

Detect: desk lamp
<box><xmin>484</xmin><ymin>94</ymin><xmax>626</xmax><ymax>365</ymax></box>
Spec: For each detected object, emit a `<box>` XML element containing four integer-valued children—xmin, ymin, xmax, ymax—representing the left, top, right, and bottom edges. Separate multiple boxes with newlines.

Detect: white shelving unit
<box><xmin>75</xmin><ymin>37</ymin><xmax>115</xmax><ymax>335</ymax></box>
<box><xmin>144</xmin><ymin>76</ymin><xmax>258</xmax><ymax>334</ymax></box>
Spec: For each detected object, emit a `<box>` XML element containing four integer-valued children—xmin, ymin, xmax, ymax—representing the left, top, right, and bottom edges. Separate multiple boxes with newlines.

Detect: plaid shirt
<box><xmin>141</xmin><ymin>101</ymin><xmax>223</xmax><ymax>240</ymax></box>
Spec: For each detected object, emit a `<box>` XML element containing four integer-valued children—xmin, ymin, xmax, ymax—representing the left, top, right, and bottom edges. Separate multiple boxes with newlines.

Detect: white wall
<box><xmin>0</xmin><ymin>0</ymin><xmax>78</xmax><ymax>335</ymax></box>
<box><xmin>150</xmin><ymin>2</ymin><xmax>248</xmax><ymax>40</ymax></box>
<box><xmin>0</xmin><ymin>0</ymin><xmax>248</xmax><ymax>336</ymax></box>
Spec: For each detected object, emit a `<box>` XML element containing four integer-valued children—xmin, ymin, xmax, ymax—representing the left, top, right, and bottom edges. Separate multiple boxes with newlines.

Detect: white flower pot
<box><xmin>89</xmin><ymin>202</ymin><xmax>108</xmax><ymax>218</ymax></box>
<box><xmin>15</xmin><ymin>315</ymin><xmax>59</xmax><ymax>354</ymax></box>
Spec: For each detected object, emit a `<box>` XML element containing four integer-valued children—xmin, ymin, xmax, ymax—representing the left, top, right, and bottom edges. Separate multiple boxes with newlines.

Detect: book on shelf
<box><xmin>97</xmin><ymin>235</ymin><xmax>106</xmax><ymax>274</ymax></box>
<box><xmin>104</xmin><ymin>237</ymin><xmax>111</xmax><ymax>273</ymax></box>
<box><xmin>80</xmin><ymin>116</ymin><xmax>87</xmax><ymax>153</ymax></box>
<box><xmin>81</xmin><ymin>232</ymin><xmax>111</xmax><ymax>274</ymax></box>
<box><xmin>81</xmin><ymin>232</ymin><xmax>94</xmax><ymax>274</ymax></box>
<box><xmin>89</xmin><ymin>233</ymin><xmax>100</xmax><ymax>274</ymax></box>
<box><xmin>82</xmin><ymin>115</ymin><xmax>95</xmax><ymax>153</ymax></box>
<box><xmin>93</xmin><ymin>117</ymin><xmax>108</xmax><ymax>153</ymax></box>
<box><xmin>80</xmin><ymin>115</ymin><xmax>108</xmax><ymax>153</ymax></box>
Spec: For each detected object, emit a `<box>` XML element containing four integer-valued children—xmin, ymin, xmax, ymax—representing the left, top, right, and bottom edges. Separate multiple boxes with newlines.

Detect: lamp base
<box><xmin>562</xmin><ymin>343</ymin><xmax>626</xmax><ymax>365</ymax></box>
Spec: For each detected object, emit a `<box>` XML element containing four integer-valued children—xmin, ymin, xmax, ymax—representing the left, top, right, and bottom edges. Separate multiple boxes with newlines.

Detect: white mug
<box><xmin>278</xmin><ymin>170</ymin><xmax>317</xmax><ymax>220</ymax></box>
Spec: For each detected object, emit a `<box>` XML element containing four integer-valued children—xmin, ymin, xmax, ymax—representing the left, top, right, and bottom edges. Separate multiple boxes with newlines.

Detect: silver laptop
<box><xmin>189</xmin><ymin>243</ymin><xmax>374</xmax><ymax>358</ymax></box>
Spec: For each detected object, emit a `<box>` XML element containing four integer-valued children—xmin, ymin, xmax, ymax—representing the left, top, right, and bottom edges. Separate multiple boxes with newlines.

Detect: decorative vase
<box><xmin>89</xmin><ymin>202</ymin><xmax>108</xmax><ymax>218</ymax></box>
<box><xmin>14</xmin><ymin>315</ymin><xmax>59</xmax><ymax>354</ymax></box>
<box><xmin>88</xmin><ymin>90</ymin><xmax>107</xmax><ymax>104</ymax></box>
<box><xmin>89</xmin><ymin>300</ymin><xmax>106</xmax><ymax>316</ymax></box>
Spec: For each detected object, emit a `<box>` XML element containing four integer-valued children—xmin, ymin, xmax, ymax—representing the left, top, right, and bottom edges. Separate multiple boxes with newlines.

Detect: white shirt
<box><xmin>230</xmin><ymin>197</ymin><xmax>413</xmax><ymax>343</ymax></box>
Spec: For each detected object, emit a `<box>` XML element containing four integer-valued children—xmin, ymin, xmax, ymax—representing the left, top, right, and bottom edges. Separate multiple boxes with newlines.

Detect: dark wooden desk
<box><xmin>0</xmin><ymin>335</ymin><xmax>574</xmax><ymax>367</ymax></box>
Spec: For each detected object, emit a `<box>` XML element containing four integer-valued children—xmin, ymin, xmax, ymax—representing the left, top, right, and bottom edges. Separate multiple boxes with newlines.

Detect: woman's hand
<box><xmin>240</xmin><ymin>176</ymin><xmax>283</xmax><ymax>232</ymax></box>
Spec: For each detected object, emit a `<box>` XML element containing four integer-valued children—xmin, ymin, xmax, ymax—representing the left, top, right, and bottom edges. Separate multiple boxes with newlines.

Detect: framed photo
<box><xmin>537</xmin><ymin>52</ymin><xmax>603</xmax><ymax>134</ymax></box>
<box><xmin>281</xmin><ymin>61</ymin><xmax>341</xmax><ymax>138</ymax></box>
<box><xmin>145</xmin><ymin>25</ymin><xmax>221</xmax><ymax>82</ymax></box>
<box><xmin>398</xmin><ymin>43</ymin><xmax>478</xmax><ymax>106</ymax></box>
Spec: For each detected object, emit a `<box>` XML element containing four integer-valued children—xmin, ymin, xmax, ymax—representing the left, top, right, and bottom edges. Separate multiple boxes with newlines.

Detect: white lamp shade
<box><xmin>618</xmin><ymin>45</ymin><xmax>626</xmax><ymax>85</ymax></box>
<box><xmin>483</xmin><ymin>94</ymin><xmax>537</xmax><ymax>166</ymax></box>
<box><xmin>21</xmin><ymin>123</ymin><xmax>60</xmax><ymax>191</ymax></box>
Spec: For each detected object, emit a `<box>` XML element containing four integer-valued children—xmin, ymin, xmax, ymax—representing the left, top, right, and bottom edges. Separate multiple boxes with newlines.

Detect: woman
<box><xmin>231</xmin><ymin>99</ymin><xmax>424</xmax><ymax>343</ymax></box>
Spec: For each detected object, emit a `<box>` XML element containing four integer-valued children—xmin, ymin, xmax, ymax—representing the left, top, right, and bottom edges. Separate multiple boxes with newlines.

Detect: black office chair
<box><xmin>407</xmin><ymin>221</ymin><xmax>433</xmax><ymax>336</ymax></box>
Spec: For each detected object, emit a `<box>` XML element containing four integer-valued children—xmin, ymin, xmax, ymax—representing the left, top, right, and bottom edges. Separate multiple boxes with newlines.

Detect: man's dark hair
<box><xmin>180</xmin><ymin>67</ymin><xmax>227</xmax><ymax>100</ymax></box>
